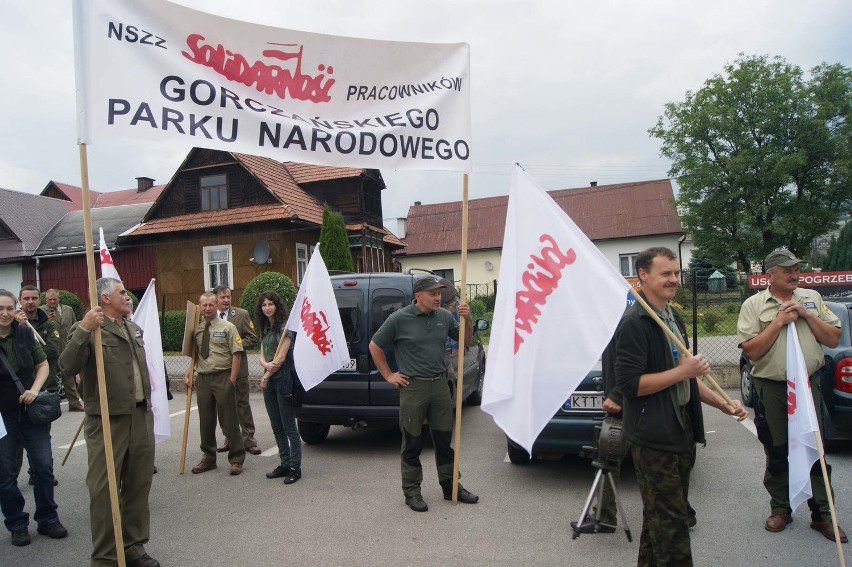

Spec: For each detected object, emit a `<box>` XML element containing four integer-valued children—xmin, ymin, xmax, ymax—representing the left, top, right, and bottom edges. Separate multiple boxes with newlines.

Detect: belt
<box><xmin>412</xmin><ymin>373</ymin><xmax>445</xmax><ymax>381</ymax></box>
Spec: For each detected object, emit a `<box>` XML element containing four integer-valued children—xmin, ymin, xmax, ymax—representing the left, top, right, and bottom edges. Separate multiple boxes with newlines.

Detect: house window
<box><xmin>296</xmin><ymin>243</ymin><xmax>308</xmax><ymax>284</ymax></box>
<box><xmin>619</xmin><ymin>253</ymin><xmax>639</xmax><ymax>277</ymax></box>
<box><xmin>200</xmin><ymin>174</ymin><xmax>228</xmax><ymax>211</ymax></box>
<box><xmin>203</xmin><ymin>244</ymin><xmax>233</xmax><ymax>290</ymax></box>
<box><xmin>432</xmin><ymin>269</ymin><xmax>455</xmax><ymax>283</ymax></box>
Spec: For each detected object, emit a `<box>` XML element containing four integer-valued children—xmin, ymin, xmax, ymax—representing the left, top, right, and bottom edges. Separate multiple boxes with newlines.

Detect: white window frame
<box><xmin>203</xmin><ymin>244</ymin><xmax>234</xmax><ymax>291</ymax></box>
<box><xmin>619</xmin><ymin>253</ymin><xmax>639</xmax><ymax>277</ymax></box>
<box><xmin>296</xmin><ymin>243</ymin><xmax>309</xmax><ymax>285</ymax></box>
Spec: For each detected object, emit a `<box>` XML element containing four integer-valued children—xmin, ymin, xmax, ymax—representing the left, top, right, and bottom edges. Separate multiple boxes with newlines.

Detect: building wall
<box><xmin>0</xmin><ymin>263</ymin><xmax>23</xmax><ymax>293</ymax></box>
<box><xmin>397</xmin><ymin>235</ymin><xmax>692</xmax><ymax>288</ymax></box>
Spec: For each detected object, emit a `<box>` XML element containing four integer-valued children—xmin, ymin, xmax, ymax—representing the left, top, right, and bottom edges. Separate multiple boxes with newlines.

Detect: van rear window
<box><xmin>334</xmin><ymin>289</ymin><xmax>363</xmax><ymax>343</ymax></box>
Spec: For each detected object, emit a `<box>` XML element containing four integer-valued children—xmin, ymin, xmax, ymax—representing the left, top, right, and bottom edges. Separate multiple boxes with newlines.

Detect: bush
<box><xmin>702</xmin><ymin>311</ymin><xmax>723</xmax><ymax>333</ymax></box>
<box><xmin>469</xmin><ymin>298</ymin><xmax>486</xmax><ymax>320</ymax></box>
<box><xmin>726</xmin><ymin>303</ymin><xmax>740</xmax><ymax>315</ymax></box>
<box><xmin>480</xmin><ymin>292</ymin><xmax>496</xmax><ymax>312</ymax></box>
<box><xmin>161</xmin><ymin>311</ymin><xmax>188</xmax><ymax>352</ymax></box>
<box><xmin>39</xmin><ymin>290</ymin><xmax>84</xmax><ymax>321</ymax></box>
<box><xmin>240</xmin><ymin>272</ymin><xmax>298</xmax><ymax>313</ymax></box>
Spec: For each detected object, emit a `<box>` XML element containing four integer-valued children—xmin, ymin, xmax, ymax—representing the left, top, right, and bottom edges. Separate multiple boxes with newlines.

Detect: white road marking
<box><xmin>59</xmin><ymin>406</ymin><xmax>198</xmax><ymax>449</ymax></box>
<box><xmin>58</xmin><ymin>440</ymin><xmax>86</xmax><ymax>450</ymax></box>
<box><xmin>169</xmin><ymin>406</ymin><xmax>198</xmax><ymax>418</ymax></box>
<box><xmin>261</xmin><ymin>447</ymin><xmax>278</xmax><ymax>457</ymax></box>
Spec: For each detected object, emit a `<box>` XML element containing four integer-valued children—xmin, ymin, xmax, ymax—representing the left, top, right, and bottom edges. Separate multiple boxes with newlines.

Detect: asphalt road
<box><xmin>6</xmin><ymin>393</ymin><xmax>852</xmax><ymax>566</ymax></box>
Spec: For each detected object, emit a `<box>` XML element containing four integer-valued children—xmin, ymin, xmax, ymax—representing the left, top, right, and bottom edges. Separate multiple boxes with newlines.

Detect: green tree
<box><xmin>650</xmin><ymin>54</ymin><xmax>852</xmax><ymax>273</ymax></box>
<box><xmin>685</xmin><ymin>252</ymin><xmax>737</xmax><ymax>292</ymax></box>
<box><xmin>319</xmin><ymin>203</ymin><xmax>353</xmax><ymax>273</ymax></box>
<box><xmin>240</xmin><ymin>272</ymin><xmax>298</xmax><ymax>314</ymax></box>
<box><xmin>825</xmin><ymin>222</ymin><xmax>852</xmax><ymax>270</ymax></box>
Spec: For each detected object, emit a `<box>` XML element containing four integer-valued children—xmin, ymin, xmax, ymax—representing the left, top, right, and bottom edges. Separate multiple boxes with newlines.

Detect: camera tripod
<box><xmin>571</xmin><ymin>462</ymin><xmax>632</xmax><ymax>541</ymax></box>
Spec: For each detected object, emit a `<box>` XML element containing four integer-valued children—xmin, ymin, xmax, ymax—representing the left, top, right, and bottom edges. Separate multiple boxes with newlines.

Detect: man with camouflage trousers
<box><xmin>614</xmin><ymin>247</ymin><xmax>746</xmax><ymax>565</ymax></box>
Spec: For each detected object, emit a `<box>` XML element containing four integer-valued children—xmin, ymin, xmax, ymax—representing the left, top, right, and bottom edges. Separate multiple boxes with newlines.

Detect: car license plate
<box><xmin>564</xmin><ymin>394</ymin><xmax>603</xmax><ymax>410</ymax></box>
<box><xmin>339</xmin><ymin>358</ymin><xmax>357</xmax><ymax>372</ymax></box>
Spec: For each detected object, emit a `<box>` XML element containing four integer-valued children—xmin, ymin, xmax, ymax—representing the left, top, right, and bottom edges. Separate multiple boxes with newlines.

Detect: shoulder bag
<box><xmin>0</xmin><ymin>348</ymin><xmax>62</xmax><ymax>424</ymax></box>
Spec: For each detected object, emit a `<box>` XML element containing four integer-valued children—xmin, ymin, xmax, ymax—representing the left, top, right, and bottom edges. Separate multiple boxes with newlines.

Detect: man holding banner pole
<box><xmin>615</xmin><ymin>247</ymin><xmax>746</xmax><ymax>566</ymax></box>
<box><xmin>369</xmin><ymin>276</ymin><xmax>478</xmax><ymax>512</ymax></box>
<box><xmin>738</xmin><ymin>249</ymin><xmax>846</xmax><ymax>543</ymax></box>
<box><xmin>60</xmin><ymin>277</ymin><xmax>159</xmax><ymax>567</ymax></box>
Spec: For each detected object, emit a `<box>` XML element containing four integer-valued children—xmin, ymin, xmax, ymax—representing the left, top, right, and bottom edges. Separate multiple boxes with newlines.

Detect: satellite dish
<box><xmin>252</xmin><ymin>240</ymin><xmax>271</xmax><ymax>265</ymax></box>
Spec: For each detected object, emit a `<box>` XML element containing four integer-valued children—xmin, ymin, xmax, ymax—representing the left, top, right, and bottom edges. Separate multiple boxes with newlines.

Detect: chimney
<box><xmin>414</xmin><ymin>201</ymin><xmax>421</xmax><ymax>206</ymax></box>
<box><xmin>136</xmin><ymin>176</ymin><xmax>155</xmax><ymax>192</ymax></box>
<box><xmin>590</xmin><ymin>181</ymin><xmax>598</xmax><ymax>187</ymax></box>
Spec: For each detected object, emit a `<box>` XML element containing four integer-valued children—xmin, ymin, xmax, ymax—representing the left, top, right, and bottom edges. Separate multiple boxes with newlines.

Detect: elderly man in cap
<box><xmin>737</xmin><ymin>249</ymin><xmax>846</xmax><ymax>542</ymax></box>
<box><xmin>369</xmin><ymin>275</ymin><xmax>477</xmax><ymax>512</ymax></box>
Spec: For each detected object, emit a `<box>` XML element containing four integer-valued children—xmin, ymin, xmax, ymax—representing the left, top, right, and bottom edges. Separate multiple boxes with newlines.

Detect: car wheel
<box><xmin>740</xmin><ymin>365</ymin><xmax>755</xmax><ymax>408</ymax></box>
<box><xmin>297</xmin><ymin>420</ymin><xmax>330</xmax><ymax>444</ymax></box>
<box><xmin>507</xmin><ymin>439</ymin><xmax>532</xmax><ymax>464</ymax></box>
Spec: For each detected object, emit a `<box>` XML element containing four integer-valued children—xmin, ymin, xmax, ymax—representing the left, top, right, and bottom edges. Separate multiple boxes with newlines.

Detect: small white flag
<box><xmin>130</xmin><ymin>279</ymin><xmax>170</xmax><ymax>443</ymax></box>
<box><xmin>787</xmin><ymin>323</ymin><xmax>821</xmax><ymax>512</ymax></box>
<box><xmin>99</xmin><ymin>227</ymin><xmax>121</xmax><ymax>281</ymax></box>
<box><xmin>285</xmin><ymin>246</ymin><xmax>350</xmax><ymax>390</ymax></box>
<box><xmin>481</xmin><ymin>164</ymin><xmax>630</xmax><ymax>454</ymax></box>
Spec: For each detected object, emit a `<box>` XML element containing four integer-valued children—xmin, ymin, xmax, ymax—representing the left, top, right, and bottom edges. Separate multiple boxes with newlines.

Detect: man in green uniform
<box><xmin>41</xmin><ymin>289</ymin><xmax>83</xmax><ymax>411</ymax></box>
<box><xmin>188</xmin><ymin>291</ymin><xmax>246</xmax><ymax>476</ymax></box>
<box><xmin>738</xmin><ymin>249</ymin><xmax>847</xmax><ymax>542</ymax></box>
<box><xmin>59</xmin><ymin>277</ymin><xmax>159</xmax><ymax>567</ymax></box>
<box><xmin>369</xmin><ymin>276</ymin><xmax>478</xmax><ymax>512</ymax></box>
<box><xmin>17</xmin><ymin>286</ymin><xmax>60</xmax><ymax>393</ymax></box>
<box><xmin>213</xmin><ymin>285</ymin><xmax>261</xmax><ymax>455</ymax></box>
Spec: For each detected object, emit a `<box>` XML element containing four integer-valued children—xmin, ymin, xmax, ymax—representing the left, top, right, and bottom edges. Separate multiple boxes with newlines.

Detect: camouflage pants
<box><xmin>631</xmin><ymin>444</ymin><xmax>695</xmax><ymax>567</ymax></box>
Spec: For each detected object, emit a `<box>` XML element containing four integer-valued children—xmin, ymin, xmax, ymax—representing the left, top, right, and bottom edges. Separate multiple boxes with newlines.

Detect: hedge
<box><xmin>240</xmin><ymin>272</ymin><xmax>298</xmax><ymax>314</ymax></box>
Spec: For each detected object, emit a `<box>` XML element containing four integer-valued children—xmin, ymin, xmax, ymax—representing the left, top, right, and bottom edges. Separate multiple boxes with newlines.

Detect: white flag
<box><xmin>787</xmin><ymin>323</ymin><xmax>821</xmax><ymax>512</ymax></box>
<box><xmin>130</xmin><ymin>279</ymin><xmax>170</xmax><ymax>443</ymax></box>
<box><xmin>285</xmin><ymin>246</ymin><xmax>350</xmax><ymax>390</ymax></box>
<box><xmin>99</xmin><ymin>227</ymin><xmax>122</xmax><ymax>281</ymax></box>
<box><xmin>481</xmin><ymin>164</ymin><xmax>630</xmax><ymax>454</ymax></box>
<box><xmin>72</xmin><ymin>0</ymin><xmax>471</xmax><ymax>172</ymax></box>
<box><xmin>0</xmin><ymin>414</ymin><xmax>6</xmax><ymax>440</ymax></box>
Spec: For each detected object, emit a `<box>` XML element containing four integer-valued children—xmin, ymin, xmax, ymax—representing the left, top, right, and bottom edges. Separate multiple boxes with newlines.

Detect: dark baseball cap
<box><xmin>764</xmin><ymin>249</ymin><xmax>802</xmax><ymax>271</ymax></box>
<box><xmin>413</xmin><ymin>276</ymin><xmax>446</xmax><ymax>293</ymax></box>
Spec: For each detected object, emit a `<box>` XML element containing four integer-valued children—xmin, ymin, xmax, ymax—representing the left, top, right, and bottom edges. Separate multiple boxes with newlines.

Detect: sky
<box><xmin>1</xmin><ymin>0</ymin><xmax>850</xmax><ymax>229</ymax></box>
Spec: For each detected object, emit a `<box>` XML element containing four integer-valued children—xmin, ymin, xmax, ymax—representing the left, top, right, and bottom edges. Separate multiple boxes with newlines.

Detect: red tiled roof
<box><xmin>49</xmin><ymin>182</ymin><xmax>100</xmax><ymax>211</ymax></box>
<box><xmin>130</xmin><ymin>204</ymin><xmax>289</xmax><ymax>236</ymax></box>
<box><xmin>284</xmin><ymin>162</ymin><xmax>363</xmax><ymax>184</ymax></box>
<box><xmin>346</xmin><ymin>222</ymin><xmax>406</xmax><ymax>248</ymax></box>
<box><xmin>230</xmin><ymin>154</ymin><xmax>325</xmax><ymax>224</ymax></box>
<box><xmin>44</xmin><ymin>182</ymin><xmax>164</xmax><ymax>209</ymax></box>
<box><xmin>399</xmin><ymin>179</ymin><xmax>682</xmax><ymax>256</ymax></box>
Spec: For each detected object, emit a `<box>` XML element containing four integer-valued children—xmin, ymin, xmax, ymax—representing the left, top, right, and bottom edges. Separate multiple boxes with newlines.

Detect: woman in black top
<box><xmin>255</xmin><ymin>291</ymin><xmax>301</xmax><ymax>484</ymax></box>
<box><xmin>0</xmin><ymin>289</ymin><xmax>66</xmax><ymax>546</ymax></box>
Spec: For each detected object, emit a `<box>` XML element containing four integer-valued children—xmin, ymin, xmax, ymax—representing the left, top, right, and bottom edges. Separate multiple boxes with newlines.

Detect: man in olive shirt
<box><xmin>17</xmin><ymin>286</ymin><xmax>61</xmax><ymax>393</ymax></box>
<box><xmin>738</xmin><ymin>249</ymin><xmax>846</xmax><ymax>542</ymax></box>
<box><xmin>188</xmin><ymin>291</ymin><xmax>246</xmax><ymax>476</ymax></box>
<box><xmin>369</xmin><ymin>276</ymin><xmax>477</xmax><ymax>512</ymax></box>
<box><xmin>213</xmin><ymin>285</ymin><xmax>260</xmax><ymax>455</ymax></box>
<box><xmin>59</xmin><ymin>277</ymin><xmax>158</xmax><ymax>567</ymax></box>
<box><xmin>41</xmin><ymin>289</ymin><xmax>83</xmax><ymax>411</ymax></box>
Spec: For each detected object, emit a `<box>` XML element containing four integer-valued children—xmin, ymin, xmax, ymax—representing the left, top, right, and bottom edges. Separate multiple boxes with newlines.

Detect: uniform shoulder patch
<box><xmin>53</xmin><ymin>330</ymin><xmax>59</xmax><ymax>338</ymax></box>
<box><xmin>249</xmin><ymin>320</ymin><xmax>255</xmax><ymax>330</ymax></box>
<box><xmin>823</xmin><ymin>303</ymin><xmax>830</xmax><ymax>314</ymax></box>
<box><xmin>235</xmin><ymin>335</ymin><xmax>242</xmax><ymax>344</ymax></box>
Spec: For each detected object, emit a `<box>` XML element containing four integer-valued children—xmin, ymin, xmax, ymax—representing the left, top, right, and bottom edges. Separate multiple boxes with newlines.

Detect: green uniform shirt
<box><xmin>194</xmin><ymin>317</ymin><xmax>244</xmax><ymax>375</ymax></box>
<box><xmin>737</xmin><ymin>287</ymin><xmax>840</xmax><ymax>381</ymax></box>
<box><xmin>372</xmin><ymin>304</ymin><xmax>459</xmax><ymax>377</ymax></box>
<box><xmin>652</xmin><ymin>303</ymin><xmax>690</xmax><ymax>405</ymax></box>
<box><xmin>0</xmin><ymin>333</ymin><xmax>47</xmax><ymax>373</ymax></box>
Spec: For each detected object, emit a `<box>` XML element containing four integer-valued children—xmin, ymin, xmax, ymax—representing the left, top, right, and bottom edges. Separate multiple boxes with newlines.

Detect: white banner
<box><xmin>286</xmin><ymin>246</ymin><xmax>350</xmax><ymax>390</ymax></box>
<box><xmin>72</xmin><ymin>0</ymin><xmax>471</xmax><ymax>171</ymax></box>
<box><xmin>130</xmin><ymin>279</ymin><xmax>170</xmax><ymax>443</ymax></box>
<box><xmin>481</xmin><ymin>164</ymin><xmax>630</xmax><ymax>454</ymax></box>
<box><xmin>787</xmin><ymin>323</ymin><xmax>821</xmax><ymax>512</ymax></box>
<box><xmin>99</xmin><ymin>227</ymin><xmax>122</xmax><ymax>281</ymax></box>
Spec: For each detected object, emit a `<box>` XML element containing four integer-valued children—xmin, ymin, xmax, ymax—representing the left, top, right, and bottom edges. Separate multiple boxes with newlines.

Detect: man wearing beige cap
<box><xmin>370</xmin><ymin>275</ymin><xmax>477</xmax><ymax>512</ymax></box>
<box><xmin>737</xmin><ymin>249</ymin><xmax>846</xmax><ymax>542</ymax></box>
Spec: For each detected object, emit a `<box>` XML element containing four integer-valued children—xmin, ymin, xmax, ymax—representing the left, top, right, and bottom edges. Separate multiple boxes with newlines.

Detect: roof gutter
<box><xmin>35</xmin><ymin>256</ymin><xmax>41</xmax><ymax>290</ymax></box>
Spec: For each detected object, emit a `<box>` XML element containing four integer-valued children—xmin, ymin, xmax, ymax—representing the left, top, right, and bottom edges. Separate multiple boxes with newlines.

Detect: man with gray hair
<box><xmin>60</xmin><ymin>277</ymin><xmax>159</xmax><ymax>567</ymax></box>
<box><xmin>738</xmin><ymin>249</ymin><xmax>846</xmax><ymax>542</ymax></box>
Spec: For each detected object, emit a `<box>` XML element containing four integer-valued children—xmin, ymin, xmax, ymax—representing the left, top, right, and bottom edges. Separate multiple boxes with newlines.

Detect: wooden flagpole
<box><xmin>814</xmin><ymin>432</ymin><xmax>847</xmax><ymax>565</ymax></box>
<box><xmin>61</xmin><ymin>417</ymin><xmax>86</xmax><ymax>466</ymax></box>
<box><xmin>627</xmin><ymin>288</ymin><xmax>735</xmax><ymax>409</ymax></box>
<box><xmin>78</xmin><ymin>143</ymin><xmax>126</xmax><ymax>567</ymax></box>
<box><xmin>179</xmin><ymin>302</ymin><xmax>200</xmax><ymax>475</ymax></box>
<box><xmin>451</xmin><ymin>173</ymin><xmax>470</xmax><ymax>504</ymax></box>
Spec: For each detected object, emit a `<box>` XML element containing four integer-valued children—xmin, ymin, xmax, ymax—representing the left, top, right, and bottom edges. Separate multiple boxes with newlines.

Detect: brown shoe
<box><xmin>216</xmin><ymin>444</ymin><xmax>230</xmax><ymax>453</ymax></box>
<box><xmin>246</xmin><ymin>446</ymin><xmax>262</xmax><ymax>455</ymax></box>
<box><xmin>229</xmin><ymin>462</ymin><xmax>243</xmax><ymax>476</ymax></box>
<box><xmin>191</xmin><ymin>461</ymin><xmax>217</xmax><ymax>474</ymax></box>
<box><xmin>811</xmin><ymin>521</ymin><xmax>848</xmax><ymax>543</ymax></box>
<box><xmin>68</xmin><ymin>404</ymin><xmax>84</xmax><ymax>412</ymax></box>
<box><xmin>765</xmin><ymin>511</ymin><xmax>792</xmax><ymax>532</ymax></box>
